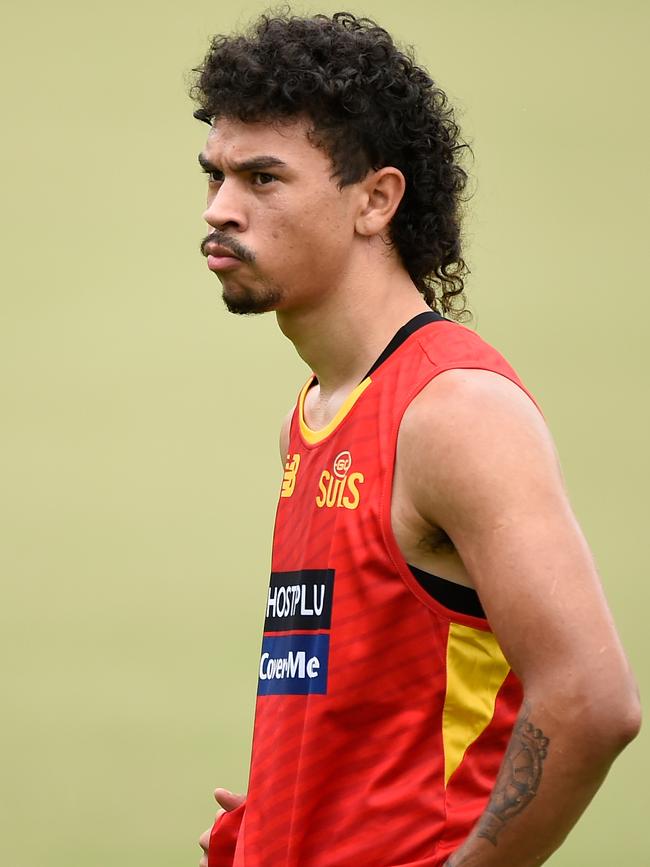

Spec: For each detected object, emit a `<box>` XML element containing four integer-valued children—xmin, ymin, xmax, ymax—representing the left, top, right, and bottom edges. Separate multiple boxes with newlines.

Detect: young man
<box><xmin>191</xmin><ymin>12</ymin><xmax>640</xmax><ymax>867</ymax></box>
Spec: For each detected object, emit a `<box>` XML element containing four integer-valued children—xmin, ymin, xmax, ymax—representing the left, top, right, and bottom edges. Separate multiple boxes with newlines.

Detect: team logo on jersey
<box><xmin>281</xmin><ymin>453</ymin><xmax>301</xmax><ymax>498</ymax></box>
<box><xmin>316</xmin><ymin>450</ymin><xmax>364</xmax><ymax>510</ymax></box>
<box><xmin>258</xmin><ymin>569</ymin><xmax>335</xmax><ymax>696</ymax></box>
<box><xmin>333</xmin><ymin>450</ymin><xmax>352</xmax><ymax>478</ymax></box>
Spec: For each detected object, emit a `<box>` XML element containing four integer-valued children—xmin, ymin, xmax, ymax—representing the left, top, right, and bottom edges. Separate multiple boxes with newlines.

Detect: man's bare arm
<box><xmin>279</xmin><ymin>407</ymin><xmax>292</xmax><ymax>465</ymax></box>
<box><xmin>201</xmin><ymin>409</ymin><xmax>293</xmax><ymax>864</ymax></box>
<box><xmin>399</xmin><ymin>369</ymin><xmax>641</xmax><ymax>867</ymax></box>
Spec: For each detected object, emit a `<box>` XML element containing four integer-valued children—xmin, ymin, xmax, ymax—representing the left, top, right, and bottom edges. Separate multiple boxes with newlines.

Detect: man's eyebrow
<box><xmin>198</xmin><ymin>153</ymin><xmax>289</xmax><ymax>173</ymax></box>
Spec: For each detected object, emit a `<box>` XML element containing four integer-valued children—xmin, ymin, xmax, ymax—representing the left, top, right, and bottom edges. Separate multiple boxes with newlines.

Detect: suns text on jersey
<box><xmin>315</xmin><ymin>450</ymin><xmax>364</xmax><ymax>510</ymax></box>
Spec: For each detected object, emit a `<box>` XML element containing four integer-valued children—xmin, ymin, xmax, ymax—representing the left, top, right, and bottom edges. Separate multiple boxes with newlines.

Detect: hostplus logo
<box><xmin>315</xmin><ymin>450</ymin><xmax>364</xmax><ymax>510</ymax></box>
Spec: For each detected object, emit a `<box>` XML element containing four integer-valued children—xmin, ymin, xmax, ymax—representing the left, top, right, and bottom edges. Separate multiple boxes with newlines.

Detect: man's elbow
<box><xmin>608</xmin><ymin>689</ymin><xmax>642</xmax><ymax>750</ymax></box>
<box><xmin>572</xmin><ymin>675</ymin><xmax>642</xmax><ymax>756</ymax></box>
<box><xmin>531</xmin><ymin>669</ymin><xmax>641</xmax><ymax>759</ymax></box>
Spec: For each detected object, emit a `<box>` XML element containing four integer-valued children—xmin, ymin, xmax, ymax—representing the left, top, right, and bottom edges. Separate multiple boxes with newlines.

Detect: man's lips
<box><xmin>207</xmin><ymin>253</ymin><xmax>242</xmax><ymax>272</ymax></box>
<box><xmin>204</xmin><ymin>243</ymin><xmax>243</xmax><ymax>272</ymax></box>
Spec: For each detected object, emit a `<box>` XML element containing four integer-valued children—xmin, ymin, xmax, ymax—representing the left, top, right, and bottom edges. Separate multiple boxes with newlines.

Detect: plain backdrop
<box><xmin>1</xmin><ymin>1</ymin><xmax>648</xmax><ymax>864</ymax></box>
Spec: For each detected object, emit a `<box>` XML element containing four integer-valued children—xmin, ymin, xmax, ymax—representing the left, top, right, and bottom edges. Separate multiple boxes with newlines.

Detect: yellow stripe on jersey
<box><xmin>442</xmin><ymin>622</ymin><xmax>511</xmax><ymax>786</ymax></box>
<box><xmin>298</xmin><ymin>376</ymin><xmax>372</xmax><ymax>445</ymax></box>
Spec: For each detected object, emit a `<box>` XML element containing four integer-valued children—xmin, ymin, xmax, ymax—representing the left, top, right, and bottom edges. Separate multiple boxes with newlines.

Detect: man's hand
<box><xmin>198</xmin><ymin>788</ymin><xmax>246</xmax><ymax>867</ymax></box>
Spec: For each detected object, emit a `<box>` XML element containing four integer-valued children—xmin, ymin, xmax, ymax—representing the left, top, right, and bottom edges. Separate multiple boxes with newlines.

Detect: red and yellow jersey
<box><xmin>209</xmin><ymin>312</ymin><xmax>540</xmax><ymax>867</ymax></box>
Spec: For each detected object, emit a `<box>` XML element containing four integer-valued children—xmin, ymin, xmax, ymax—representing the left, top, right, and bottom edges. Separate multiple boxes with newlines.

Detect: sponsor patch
<box><xmin>265</xmin><ymin>569</ymin><xmax>334</xmax><ymax>631</ymax></box>
<box><xmin>257</xmin><ymin>633</ymin><xmax>330</xmax><ymax>696</ymax></box>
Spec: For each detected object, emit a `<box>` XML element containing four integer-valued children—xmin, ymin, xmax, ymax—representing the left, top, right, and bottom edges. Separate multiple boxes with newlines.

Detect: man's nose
<box><xmin>202</xmin><ymin>181</ymin><xmax>247</xmax><ymax>232</ymax></box>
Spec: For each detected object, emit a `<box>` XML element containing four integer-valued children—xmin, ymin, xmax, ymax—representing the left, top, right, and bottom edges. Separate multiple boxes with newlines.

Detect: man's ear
<box><xmin>355</xmin><ymin>167</ymin><xmax>406</xmax><ymax>237</ymax></box>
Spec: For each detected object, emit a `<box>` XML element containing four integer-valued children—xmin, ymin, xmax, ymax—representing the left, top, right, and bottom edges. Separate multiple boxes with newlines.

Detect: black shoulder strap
<box><xmin>363</xmin><ymin>310</ymin><xmax>444</xmax><ymax>380</ymax></box>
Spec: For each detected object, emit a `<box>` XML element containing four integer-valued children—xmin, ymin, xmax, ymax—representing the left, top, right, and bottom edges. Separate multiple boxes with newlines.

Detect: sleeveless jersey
<box><xmin>208</xmin><ymin>313</ymin><xmax>540</xmax><ymax>867</ymax></box>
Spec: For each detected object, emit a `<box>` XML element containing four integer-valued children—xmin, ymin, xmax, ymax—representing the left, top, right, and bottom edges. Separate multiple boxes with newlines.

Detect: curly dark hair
<box><xmin>191</xmin><ymin>10</ymin><xmax>471</xmax><ymax>319</ymax></box>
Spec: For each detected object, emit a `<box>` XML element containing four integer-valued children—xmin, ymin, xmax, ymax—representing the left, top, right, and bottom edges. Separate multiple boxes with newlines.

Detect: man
<box><xmin>192</xmin><ymin>12</ymin><xmax>640</xmax><ymax>867</ymax></box>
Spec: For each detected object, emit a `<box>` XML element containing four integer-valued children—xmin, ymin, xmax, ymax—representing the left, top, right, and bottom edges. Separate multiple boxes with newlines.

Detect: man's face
<box><xmin>199</xmin><ymin>117</ymin><xmax>362</xmax><ymax>315</ymax></box>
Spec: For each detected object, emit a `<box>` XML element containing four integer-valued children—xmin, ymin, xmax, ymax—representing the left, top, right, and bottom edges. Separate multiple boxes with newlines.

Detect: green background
<box><xmin>1</xmin><ymin>1</ymin><xmax>647</xmax><ymax>864</ymax></box>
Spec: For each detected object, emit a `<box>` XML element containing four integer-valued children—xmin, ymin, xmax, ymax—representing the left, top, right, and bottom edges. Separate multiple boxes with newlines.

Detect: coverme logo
<box><xmin>258</xmin><ymin>569</ymin><xmax>335</xmax><ymax>697</ymax></box>
<box><xmin>258</xmin><ymin>634</ymin><xmax>329</xmax><ymax>696</ymax></box>
<box><xmin>316</xmin><ymin>450</ymin><xmax>364</xmax><ymax>510</ymax></box>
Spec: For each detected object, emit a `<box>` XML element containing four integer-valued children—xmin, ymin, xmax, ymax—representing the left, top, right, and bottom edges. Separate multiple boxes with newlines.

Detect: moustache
<box><xmin>200</xmin><ymin>231</ymin><xmax>255</xmax><ymax>264</ymax></box>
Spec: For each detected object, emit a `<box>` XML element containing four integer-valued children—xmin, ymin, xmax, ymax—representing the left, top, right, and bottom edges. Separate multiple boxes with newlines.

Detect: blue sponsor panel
<box><xmin>258</xmin><ymin>633</ymin><xmax>330</xmax><ymax>696</ymax></box>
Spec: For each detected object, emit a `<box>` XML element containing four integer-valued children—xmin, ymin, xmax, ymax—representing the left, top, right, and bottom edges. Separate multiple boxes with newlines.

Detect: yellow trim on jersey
<box><xmin>442</xmin><ymin>623</ymin><xmax>511</xmax><ymax>786</ymax></box>
<box><xmin>298</xmin><ymin>376</ymin><xmax>372</xmax><ymax>445</ymax></box>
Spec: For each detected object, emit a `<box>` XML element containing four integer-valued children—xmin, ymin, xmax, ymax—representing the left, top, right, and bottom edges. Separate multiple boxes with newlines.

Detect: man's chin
<box><xmin>221</xmin><ymin>286</ymin><xmax>283</xmax><ymax>316</ymax></box>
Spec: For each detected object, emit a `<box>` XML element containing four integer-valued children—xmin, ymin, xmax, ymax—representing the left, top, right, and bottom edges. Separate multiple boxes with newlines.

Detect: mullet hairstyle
<box><xmin>191</xmin><ymin>11</ymin><xmax>472</xmax><ymax>319</ymax></box>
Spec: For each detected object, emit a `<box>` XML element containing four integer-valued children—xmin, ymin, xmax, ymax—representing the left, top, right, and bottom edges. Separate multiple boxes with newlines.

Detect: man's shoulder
<box><xmin>398</xmin><ymin>366</ymin><xmax>553</xmax><ymax>493</ymax></box>
<box><xmin>414</xmin><ymin>318</ymin><xmax>523</xmax><ymax>380</ymax></box>
<box><xmin>407</xmin><ymin>365</ymin><xmax>540</xmax><ymax>422</ymax></box>
<box><xmin>396</xmin><ymin>366</ymin><xmax>562</xmax><ymax>565</ymax></box>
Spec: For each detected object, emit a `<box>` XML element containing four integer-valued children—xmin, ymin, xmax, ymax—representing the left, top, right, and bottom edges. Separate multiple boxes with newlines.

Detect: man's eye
<box><xmin>253</xmin><ymin>172</ymin><xmax>277</xmax><ymax>186</ymax></box>
<box><xmin>201</xmin><ymin>169</ymin><xmax>224</xmax><ymax>183</ymax></box>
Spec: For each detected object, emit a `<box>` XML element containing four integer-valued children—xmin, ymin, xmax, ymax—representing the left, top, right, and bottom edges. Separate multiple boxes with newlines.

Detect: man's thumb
<box><xmin>213</xmin><ymin>788</ymin><xmax>246</xmax><ymax>812</ymax></box>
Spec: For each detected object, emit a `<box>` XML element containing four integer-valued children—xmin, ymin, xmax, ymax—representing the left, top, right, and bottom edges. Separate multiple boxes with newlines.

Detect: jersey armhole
<box><xmin>379</xmin><ymin>358</ymin><xmax>542</xmax><ymax>629</ymax></box>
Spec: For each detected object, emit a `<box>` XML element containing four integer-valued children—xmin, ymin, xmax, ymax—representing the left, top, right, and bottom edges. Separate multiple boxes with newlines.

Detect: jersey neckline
<box><xmin>298</xmin><ymin>309</ymin><xmax>445</xmax><ymax>446</ymax></box>
<box><xmin>298</xmin><ymin>376</ymin><xmax>372</xmax><ymax>445</ymax></box>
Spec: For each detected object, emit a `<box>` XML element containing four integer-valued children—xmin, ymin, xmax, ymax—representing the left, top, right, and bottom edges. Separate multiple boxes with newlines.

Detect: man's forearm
<box><xmin>444</xmin><ymin>697</ymin><xmax>635</xmax><ymax>867</ymax></box>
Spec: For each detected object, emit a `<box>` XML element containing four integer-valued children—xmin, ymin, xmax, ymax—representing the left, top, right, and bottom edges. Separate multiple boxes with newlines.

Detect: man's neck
<box><xmin>276</xmin><ymin>265</ymin><xmax>430</xmax><ymax>398</ymax></box>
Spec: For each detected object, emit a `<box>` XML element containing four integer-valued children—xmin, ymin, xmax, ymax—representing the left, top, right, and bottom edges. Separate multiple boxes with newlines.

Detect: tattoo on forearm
<box><xmin>476</xmin><ymin>701</ymin><xmax>550</xmax><ymax>846</ymax></box>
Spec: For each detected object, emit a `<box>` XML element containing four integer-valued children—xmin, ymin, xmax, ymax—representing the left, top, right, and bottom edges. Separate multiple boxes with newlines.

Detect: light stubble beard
<box><xmin>200</xmin><ymin>230</ymin><xmax>284</xmax><ymax>315</ymax></box>
<box><xmin>220</xmin><ymin>279</ymin><xmax>285</xmax><ymax>315</ymax></box>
